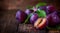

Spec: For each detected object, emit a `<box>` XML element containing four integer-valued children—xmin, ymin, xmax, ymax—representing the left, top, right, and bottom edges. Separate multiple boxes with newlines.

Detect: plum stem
<box><xmin>23</xmin><ymin>13</ymin><xmax>32</xmax><ymax>24</ymax></box>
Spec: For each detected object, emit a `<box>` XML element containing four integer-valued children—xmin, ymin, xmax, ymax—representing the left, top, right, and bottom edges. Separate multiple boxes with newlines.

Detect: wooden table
<box><xmin>17</xmin><ymin>24</ymin><xmax>60</xmax><ymax>33</ymax></box>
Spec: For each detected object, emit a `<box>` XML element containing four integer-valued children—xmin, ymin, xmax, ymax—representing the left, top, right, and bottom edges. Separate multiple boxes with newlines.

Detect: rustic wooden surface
<box><xmin>0</xmin><ymin>10</ymin><xmax>17</xmax><ymax>33</ymax></box>
<box><xmin>0</xmin><ymin>0</ymin><xmax>60</xmax><ymax>10</ymax></box>
<box><xmin>18</xmin><ymin>24</ymin><xmax>47</xmax><ymax>33</ymax></box>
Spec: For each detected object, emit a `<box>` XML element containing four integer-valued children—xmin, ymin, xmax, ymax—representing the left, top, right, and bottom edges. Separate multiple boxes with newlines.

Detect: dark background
<box><xmin>0</xmin><ymin>0</ymin><xmax>60</xmax><ymax>33</ymax></box>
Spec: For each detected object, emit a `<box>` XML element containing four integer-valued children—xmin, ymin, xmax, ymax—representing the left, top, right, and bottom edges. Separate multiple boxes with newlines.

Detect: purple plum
<box><xmin>47</xmin><ymin>11</ymin><xmax>60</xmax><ymax>27</ymax></box>
<box><xmin>16</xmin><ymin>10</ymin><xmax>27</xmax><ymax>23</ymax></box>
<box><xmin>25</xmin><ymin>9</ymin><xmax>34</xmax><ymax>15</ymax></box>
<box><xmin>30</xmin><ymin>13</ymin><xmax>39</xmax><ymax>24</ymax></box>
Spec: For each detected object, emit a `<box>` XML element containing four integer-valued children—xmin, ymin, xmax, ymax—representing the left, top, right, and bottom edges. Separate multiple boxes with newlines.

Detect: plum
<box><xmin>38</xmin><ymin>5</ymin><xmax>56</xmax><ymax>15</ymax></box>
<box><xmin>30</xmin><ymin>13</ymin><xmax>39</xmax><ymax>24</ymax></box>
<box><xmin>47</xmin><ymin>11</ymin><xmax>60</xmax><ymax>27</ymax></box>
<box><xmin>16</xmin><ymin>10</ymin><xmax>27</xmax><ymax>23</ymax></box>
<box><xmin>38</xmin><ymin>6</ymin><xmax>46</xmax><ymax>11</ymax></box>
<box><xmin>57</xmin><ymin>11</ymin><xmax>60</xmax><ymax>17</ymax></box>
<box><xmin>34</xmin><ymin>18</ymin><xmax>47</xmax><ymax>30</ymax></box>
<box><xmin>46</xmin><ymin>5</ymin><xmax>56</xmax><ymax>14</ymax></box>
<box><xmin>25</xmin><ymin>9</ymin><xmax>34</xmax><ymax>15</ymax></box>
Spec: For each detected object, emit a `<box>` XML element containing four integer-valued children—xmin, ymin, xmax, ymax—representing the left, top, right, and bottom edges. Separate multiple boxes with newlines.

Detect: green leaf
<box><xmin>36</xmin><ymin>2</ymin><xmax>47</xmax><ymax>8</ymax></box>
<box><xmin>36</xmin><ymin>9</ymin><xmax>46</xmax><ymax>18</ymax></box>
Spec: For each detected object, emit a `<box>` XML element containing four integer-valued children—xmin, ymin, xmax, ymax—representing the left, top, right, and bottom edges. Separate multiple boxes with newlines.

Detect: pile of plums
<box><xmin>16</xmin><ymin>3</ymin><xmax>60</xmax><ymax>29</ymax></box>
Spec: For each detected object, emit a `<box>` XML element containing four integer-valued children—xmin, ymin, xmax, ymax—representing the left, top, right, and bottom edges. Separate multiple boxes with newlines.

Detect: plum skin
<box><xmin>25</xmin><ymin>9</ymin><xmax>34</xmax><ymax>15</ymax></box>
<box><xmin>30</xmin><ymin>13</ymin><xmax>39</xmax><ymax>24</ymax></box>
<box><xmin>47</xmin><ymin>11</ymin><xmax>60</xmax><ymax>27</ymax></box>
<box><xmin>16</xmin><ymin>10</ymin><xmax>27</xmax><ymax>23</ymax></box>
